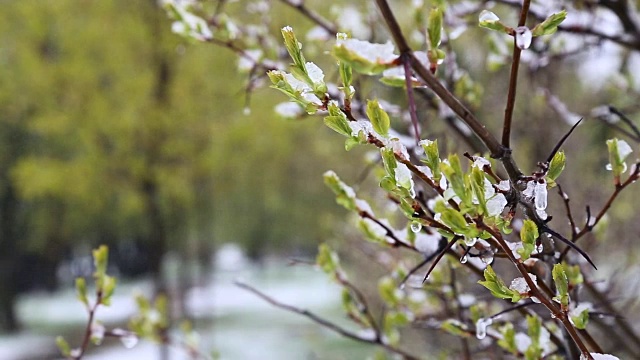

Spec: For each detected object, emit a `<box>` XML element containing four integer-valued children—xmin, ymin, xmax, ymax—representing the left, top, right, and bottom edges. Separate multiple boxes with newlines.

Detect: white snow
<box><xmin>335</xmin><ymin>39</ymin><xmax>398</xmax><ymax>64</ymax></box>
<box><xmin>274</xmin><ymin>102</ymin><xmax>303</xmax><ymax>118</ymax></box>
<box><xmin>414</xmin><ymin>232</ymin><xmax>440</xmax><ymax>256</ymax></box>
<box><xmin>479</xmin><ymin>10</ymin><xmax>500</xmax><ymax>23</ymax></box>
<box><xmin>305</xmin><ymin>62</ymin><xmax>325</xmax><ymax>84</ymax></box>
<box><xmin>585</xmin><ymin>354</ymin><xmax>620</xmax><ymax>360</ymax></box>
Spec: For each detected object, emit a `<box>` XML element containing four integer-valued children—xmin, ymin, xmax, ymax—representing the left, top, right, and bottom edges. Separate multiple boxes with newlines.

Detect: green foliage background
<box><xmin>0</xmin><ymin>0</ymin><xmax>364</xmax><ymax>331</ymax></box>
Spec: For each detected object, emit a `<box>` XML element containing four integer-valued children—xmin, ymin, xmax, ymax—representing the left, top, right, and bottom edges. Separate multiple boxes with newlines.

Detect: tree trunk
<box><xmin>0</xmin><ymin>185</ymin><xmax>20</xmax><ymax>332</ymax></box>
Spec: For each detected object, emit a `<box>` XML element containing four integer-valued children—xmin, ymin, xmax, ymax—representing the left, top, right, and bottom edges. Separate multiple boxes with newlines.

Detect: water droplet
<box><xmin>399</xmin><ymin>283</ymin><xmax>406</xmax><ymax>290</ymax></box>
<box><xmin>480</xmin><ymin>253</ymin><xmax>494</xmax><ymax>265</ymax></box>
<box><xmin>475</xmin><ymin>317</ymin><xmax>493</xmax><ymax>339</ymax></box>
<box><xmin>536</xmin><ymin>243</ymin><xmax>544</xmax><ymax>254</ymax></box>
<box><xmin>464</xmin><ymin>237</ymin><xmax>477</xmax><ymax>246</ymax></box>
<box><xmin>531</xmin><ymin>296</ymin><xmax>541</xmax><ymax>304</ymax></box>
<box><xmin>534</xmin><ymin>180</ymin><xmax>548</xmax><ymax>210</ymax></box>
<box><xmin>243</xmin><ymin>107</ymin><xmax>251</xmax><ymax>116</ymax></box>
<box><xmin>410</xmin><ymin>221</ymin><xmax>422</xmax><ymax>233</ymax></box>
<box><xmin>515</xmin><ymin>26</ymin><xmax>532</xmax><ymax>50</ymax></box>
<box><xmin>460</xmin><ymin>255</ymin><xmax>468</xmax><ymax>264</ymax></box>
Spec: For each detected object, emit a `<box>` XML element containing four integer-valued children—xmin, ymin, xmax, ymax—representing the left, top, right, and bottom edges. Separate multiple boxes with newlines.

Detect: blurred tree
<box><xmin>0</xmin><ymin>0</ymin><xmax>359</xmax><ymax>331</ymax></box>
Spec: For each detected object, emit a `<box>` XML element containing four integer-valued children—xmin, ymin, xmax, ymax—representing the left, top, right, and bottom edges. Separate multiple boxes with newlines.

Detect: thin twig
<box><xmin>402</xmin><ymin>54</ymin><xmax>421</xmax><ymax>143</ymax></box>
<box><xmin>546</xmin><ymin>119</ymin><xmax>583</xmax><ymax>163</ymax></box>
<box><xmin>235</xmin><ymin>281</ymin><xmax>421</xmax><ymax>360</ymax></box>
<box><xmin>559</xmin><ymin>161</ymin><xmax>640</xmax><ymax>261</ymax></box>
<box><xmin>278</xmin><ymin>0</ymin><xmax>337</xmax><ymax>35</ymax></box>
<box><xmin>502</xmin><ymin>0</ymin><xmax>531</xmax><ymax>148</ymax></box>
<box><xmin>556</xmin><ymin>183</ymin><xmax>578</xmax><ymax>238</ymax></box>
<box><xmin>476</xmin><ymin>220</ymin><xmax>596</xmax><ymax>358</ymax></box>
<box><xmin>609</xmin><ymin>106</ymin><xmax>640</xmax><ymax>140</ymax></box>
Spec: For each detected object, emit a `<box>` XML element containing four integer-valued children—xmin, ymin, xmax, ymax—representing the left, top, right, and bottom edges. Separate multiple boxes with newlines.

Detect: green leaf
<box><xmin>385</xmin><ymin>310</ymin><xmax>410</xmax><ymax>327</ymax></box>
<box><xmin>56</xmin><ymin>336</ymin><xmax>71</xmax><ymax>357</ymax></box>
<box><xmin>323</xmin><ymin>171</ymin><xmax>356</xmax><ymax>211</ymax></box>
<box><xmin>552</xmin><ymin>263</ymin><xmax>569</xmax><ymax>307</ymax></box>
<box><xmin>267</xmin><ymin>70</ymin><xmax>322</xmax><ymax>113</ymax></box>
<box><xmin>517</xmin><ymin>220</ymin><xmax>538</xmax><ymax>260</ymax></box>
<box><xmin>344</xmin><ymin>137</ymin><xmax>361</xmax><ymax>151</ymax></box>
<box><xmin>381</xmin><ymin>148</ymin><xmax>398</xmax><ymax>178</ymax></box>
<box><xmin>101</xmin><ymin>275</ymin><xmax>117</xmax><ymax>306</ymax></box>
<box><xmin>497</xmin><ymin>323</ymin><xmax>518</xmax><ymax>354</ymax></box>
<box><xmin>366</xmin><ymin>99</ymin><xmax>391</xmax><ymax>136</ymax></box>
<box><xmin>341</xmin><ymin>288</ymin><xmax>370</xmax><ymax>327</ymax></box>
<box><xmin>281</xmin><ymin>26</ymin><xmax>306</xmax><ymax>73</ymax></box>
<box><xmin>440</xmin><ymin>154</ymin><xmax>471</xmax><ymax>205</ymax></box>
<box><xmin>419</xmin><ymin>139</ymin><xmax>441</xmax><ymax>181</ymax></box>
<box><xmin>427</xmin><ymin>7</ymin><xmax>444</xmax><ymax>49</ymax></box>
<box><xmin>478</xmin><ymin>10</ymin><xmax>512</xmax><ymax>34</ymax></box>
<box><xmin>441</xmin><ymin>319</ymin><xmax>470</xmax><ymax>338</ymax></box>
<box><xmin>338</xmin><ymin>53</ymin><xmax>353</xmax><ymax>101</ymax></box>
<box><xmin>478</xmin><ymin>265</ymin><xmax>519</xmax><ymax>301</ymax></box>
<box><xmin>379</xmin><ymin>276</ymin><xmax>400</xmax><ymax>307</ymax></box>
<box><xmin>317</xmin><ymin>243</ymin><xmax>340</xmax><ymax>275</ymax></box>
<box><xmin>525</xmin><ymin>315</ymin><xmax>543</xmax><ymax>360</ymax></box>
<box><xmin>606</xmin><ymin>138</ymin><xmax>633</xmax><ymax>178</ymax></box>
<box><xmin>470</xmin><ymin>167</ymin><xmax>488</xmax><ymax>215</ymax></box>
<box><xmin>531</xmin><ymin>10</ymin><xmax>567</xmax><ymax>36</ymax></box>
<box><xmin>324</xmin><ymin>102</ymin><xmax>351</xmax><ymax>137</ymax></box>
<box><xmin>75</xmin><ymin>277</ymin><xmax>88</xmax><ymax>307</ymax></box>
<box><xmin>439</xmin><ymin>208</ymin><xmax>478</xmax><ymax>237</ymax></box>
<box><xmin>358</xmin><ymin>218</ymin><xmax>387</xmax><ymax>244</ymax></box>
<box><xmin>332</xmin><ymin>39</ymin><xmax>398</xmax><ymax>75</ymax></box>
<box><xmin>93</xmin><ymin>245</ymin><xmax>109</xmax><ymax>277</ymax></box>
<box><xmin>547</xmin><ymin>150</ymin><xmax>566</xmax><ymax>182</ymax></box>
<box><xmin>324</xmin><ymin>116</ymin><xmax>351</xmax><ymax>137</ymax></box>
<box><xmin>571</xmin><ymin>306</ymin><xmax>590</xmax><ymax>330</ymax></box>
<box><xmin>564</xmin><ymin>263</ymin><xmax>584</xmax><ymax>286</ymax></box>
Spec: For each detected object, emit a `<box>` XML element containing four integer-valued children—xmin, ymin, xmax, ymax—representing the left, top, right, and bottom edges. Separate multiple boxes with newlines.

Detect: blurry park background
<box><xmin>0</xmin><ymin>0</ymin><xmax>639</xmax><ymax>359</ymax></box>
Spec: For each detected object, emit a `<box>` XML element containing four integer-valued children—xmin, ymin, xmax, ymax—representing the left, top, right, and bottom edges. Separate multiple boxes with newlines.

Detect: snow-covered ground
<box><xmin>2</xmin><ymin>245</ymin><xmax>368</xmax><ymax>360</ymax></box>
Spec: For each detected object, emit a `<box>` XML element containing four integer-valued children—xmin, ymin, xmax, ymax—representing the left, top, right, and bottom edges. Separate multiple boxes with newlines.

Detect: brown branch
<box><xmin>278</xmin><ymin>0</ymin><xmax>338</xmax><ymax>35</ymax></box>
<box><xmin>559</xmin><ymin>162</ymin><xmax>640</xmax><ymax>261</ymax></box>
<box><xmin>556</xmin><ymin>183</ymin><xmax>578</xmax><ymax>239</ymax></box>
<box><xmin>448</xmin><ymin>265</ymin><xmax>471</xmax><ymax>360</ymax></box>
<box><xmin>375</xmin><ymin>0</ymin><xmax>525</xmax><ymax>184</ymax></box>
<box><xmin>235</xmin><ymin>281</ymin><xmax>421</xmax><ymax>360</ymax></box>
<box><xmin>71</xmin><ymin>290</ymin><xmax>103</xmax><ymax>360</ymax></box>
<box><xmin>502</xmin><ymin>0</ymin><xmax>531</xmax><ymax>148</ymax></box>
<box><xmin>476</xmin><ymin>221</ymin><xmax>596</xmax><ymax>358</ymax></box>
<box><xmin>402</xmin><ymin>54</ymin><xmax>421</xmax><ymax>143</ymax></box>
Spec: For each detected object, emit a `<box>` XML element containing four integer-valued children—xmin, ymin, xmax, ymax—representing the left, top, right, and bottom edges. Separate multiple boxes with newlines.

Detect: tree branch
<box><xmin>235</xmin><ymin>281</ymin><xmax>421</xmax><ymax>360</ymax></box>
<box><xmin>502</xmin><ymin>0</ymin><xmax>531</xmax><ymax>148</ymax></box>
